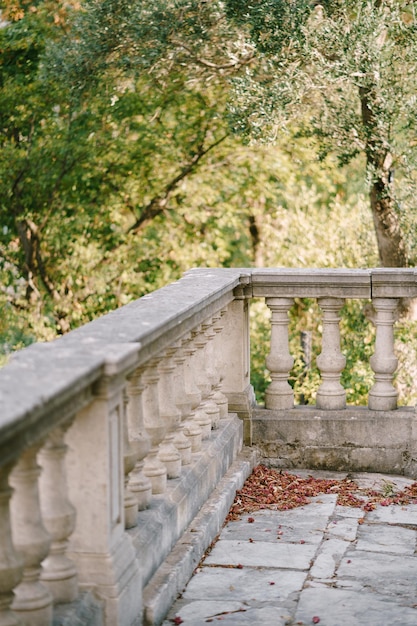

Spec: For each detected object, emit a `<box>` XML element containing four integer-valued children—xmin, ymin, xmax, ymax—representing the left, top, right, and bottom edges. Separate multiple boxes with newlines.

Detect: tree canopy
<box><xmin>1</xmin><ymin>1</ymin><xmax>416</xmax><ymax>405</ymax></box>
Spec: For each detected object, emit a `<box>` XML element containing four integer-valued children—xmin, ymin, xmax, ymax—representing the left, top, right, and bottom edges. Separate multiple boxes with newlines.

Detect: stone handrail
<box><xmin>0</xmin><ymin>267</ymin><xmax>416</xmax><ymax>626</ymax></box>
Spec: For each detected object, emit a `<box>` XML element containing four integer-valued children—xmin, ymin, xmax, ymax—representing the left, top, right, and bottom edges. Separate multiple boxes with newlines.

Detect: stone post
<box><xmin>64</xmin><ymin>346</ymin><xmax>142</xmax><ymax>626</ymax></box>
<box><xmin>126</xmin><ymin>368</ymin><xmax>152</xmax><ymax>511</ymax></box>
<box><xmin>10</xmin><ymin>445</ymin><xmax>53</xmax><ymax>626</ymax></box>
<box><xmin>316</xmin><ymin>297</ymin><xmax>346</xmax><ymax>410</ymax></box>
<box><xmin>265</xmin><ymin>297</ymin><xmax>295</xmax><ymax>410</ymax></box>
<box><xmin>0</xmin><ymin>463</ymin><xmax>23</xmax><ymax>626</ymax></box>
<box><xmin>38</xmin><ymin>423</ymin><xmax>78</xmax><ymax>603</ymax></box>
<box><xmin>368</xmin><ymin>298</ymin><xmax>399</xmax><ymax>411</ymax></box>
<box><xmin>220</xmin><ymin>282</ymin><xmax>255</xmax><ymax>443</ymax></box>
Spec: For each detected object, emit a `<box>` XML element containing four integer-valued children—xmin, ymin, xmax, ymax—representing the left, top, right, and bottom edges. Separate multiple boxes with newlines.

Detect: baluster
<box><xmin>10</xmin><ymin>445</ymin><xmax>53</xmax><ymax>626</ymax></box>
<box><xmin>122</xmin><ymin>391</ymin><xmax>139</xmax><ymax>529</ymax></box>
<box><xmin>368</xmin><ymin>298</ymin><xmax>399</xmax><ymax>411</ymax></box>
<box><xmin>126</xmin><ymin>368</ymin><xmax>152</xmax><ymax>511</ymax></box>
<box><xmin>0</xmin><ymin>463</ymin><xmax>23</xmax><ymax>626</ymax></box>
<box><xmin>157</xmin><ymin>349</ymin><xmax>182</xmax><ymax>479</ymax></box>
<box><xmin>265</xmin><ymin>298</ymin><xmax>295</xmax><ymax>410</ymax></box>
<box><xmin>38</xmin><ymin>424</ymin><xmax>78</xmax><ymax>603</ymax></box>
<box><xmin>142</xmin><ymin>360</ymin><xmax>168</xmax><ymax>494</ymax></box>
<box><xmin>172</xmin><ymin>341</ymin><xmax>193</xmax><ymax>466</ymax></box>
<box><xmin>316</xmin><ymin>297</ymin><xmax>346</xmax><ymax>410</ymax></box>
<box><xmin>210</xmin><ymin>310</ymin><xmax>229</xmax><ymax>418</ymax></box>
<box><xmin>201</xmin><ymin>318</ymin><xmax>221</xmax><ymax>429</ymax></box>
<box><xmin>191</xmin><ymin>325</ymin><xmax>219</xmax><ymax>433</ymax></box>
<box><xmin>181</xmin><ymin>333</ymin><xmax>203</xmax><ymax>452</ymax></box>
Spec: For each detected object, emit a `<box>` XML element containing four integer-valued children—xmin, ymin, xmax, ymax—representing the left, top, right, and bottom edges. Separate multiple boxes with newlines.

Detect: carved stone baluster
<box><xmin>172</xmin><ymin>341</ymin><xmax>193</xmax><ymax>466</ymax></box>
<box><xmin>38</xmin><ymin>424</ymin><xmax>78</xmax><ymax>603</ymax></box>
<box><xmin>142</xmin><ymin>360</ymin><xmax>168</xmax><ymax>494</ymax></box>
<box><xmin>0</xmin><ymin>463</ymin><xmax>23</xmax><ymax>626</ymax></box>
<box><xmin>210</xmin><ymin>310</ymin><xmax>229</xmax><ymax>418</ymax></box>
<box><xmin>191</xmin><ymin>325</ymin><xmax>219</xmax><ymax>434</ymax></box>
<box><xmin>368</xmin><ymin>298</ymin><xmax>399</xmax><ymax>411</ymax></box>
<box><xmin>265</xmin><ymin>298</ymin><xmax>295</xmax><ymax>410</ymax></box>
<box><xmin>201</xmin><ymin>318</ymin><xmax>221</xmax><ymax>429</ymax></box>
<box><xmin>126</xmin><ymin>368</ymin><xmax>152</xmax><ymax>511</ymax></box>
<box><xmin>181</xmin><ymin>333</ymin><xmax>203</xmax><ymax>452</ymax></box>
<box><xmin>10</xmin><ymin>445</ymin><xmax>53</xmax><ymax>626</ymax></box>
<box><xmin>122</xmin><ymin>391</ymin><xmax>139</xmax><ymax>529</ymax></box>
<box><xmin>316</xmin><ymin>297</ymin><xmax>346</xmax><ymax>410</ymax></box>
<box><xmin>157</xmin><ymin>349</ymin><xmax>182</xmax><ymax>479</ymax></box>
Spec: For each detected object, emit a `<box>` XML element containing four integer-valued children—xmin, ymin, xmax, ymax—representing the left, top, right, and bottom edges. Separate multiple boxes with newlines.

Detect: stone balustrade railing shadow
<box><xmin>0</xmin><ymin>267</ymin><xmax>416</xmax><ymax>626</ymax></box>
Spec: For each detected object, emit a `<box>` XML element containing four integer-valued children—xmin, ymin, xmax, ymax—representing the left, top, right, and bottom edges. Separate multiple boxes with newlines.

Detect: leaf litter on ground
<box><xmin>225</xmin><ymin>465</ymin><xmax>417</xmax><ymax>521</ymax></box>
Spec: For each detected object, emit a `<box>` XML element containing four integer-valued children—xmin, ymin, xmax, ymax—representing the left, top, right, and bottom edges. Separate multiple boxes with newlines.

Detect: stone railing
<box><xmin>0</xmin><ymin>267</ymin><xmax>416</xmax><ymax>626</ymax></box>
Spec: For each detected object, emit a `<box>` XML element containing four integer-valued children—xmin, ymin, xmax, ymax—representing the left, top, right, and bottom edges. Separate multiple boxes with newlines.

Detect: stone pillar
<box><xmin>10</xmin><ymin>445</ymin><xmax>53</xmax><ymax>626</ymax></box>
<box><xmin>142</xmin><ymin>360</ymin><xmax>168</xmax><ymax>495</ymax></box>
<box><xmin>0</xmin><ymin>463</ymin><xmax>23</xmax><ymax>626</ymax></box>
<box><xmin>38</xmin><ymin>424</ymin><xmax>78</xmax><ymax>603</ymax></box>
<box><xmin>316</xmin><ymin>297</ymin><xmax>346</xmax><ymax>410</ymax></box>
<box><xmin>368</xmin><ymin>298</ymin><xmax>399</xmax><ymax>411</ymax></box>
<box><xmin>265</xmin><ymin>297</ymin><xmax>295</xmax><ymax>410</ymax></box>
<box><xmin>157</xmin><ymin>349</ymin><xmax>182</xmax><ymax>478</ymax></box>
<box><xmin>64</xmin><ymin>352</ymin><xmax>142</xmax><ymax>626</ymax></box>
<box><xmin>126</xmin><ymin>368</ymin><xmax>152</xmax><ymax>511</ymax></box>
<box><xmin>220</xmin><ymin>285</ymin><xmax>255</xmax><ymax>443</ymax></box>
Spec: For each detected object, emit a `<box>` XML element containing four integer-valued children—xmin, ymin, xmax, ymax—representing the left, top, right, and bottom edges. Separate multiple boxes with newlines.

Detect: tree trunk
<box><xmin>359</xmin><ymin>86</ymin><xmax>408</xmax><ymax>268</ymax></box>
<box><xmin>369</xmin><ymin>176</ymin><xmax>408</xmax><ymax>268</ymax></box>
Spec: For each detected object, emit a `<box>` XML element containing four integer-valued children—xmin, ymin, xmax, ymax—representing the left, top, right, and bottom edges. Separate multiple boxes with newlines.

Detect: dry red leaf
<box><xmin>171</xmin><ymin>617</ymin><xmax>183</xmax><ymax>625</ymax></box>
<box><xmin>312</xmin><ymin>617</ymin><xmax>320</xmax><ymax>624</ymax></box>
<box><xmin>225</xmin><ymin>465</ymin><xmax>417</xmax><ymax>521</ymax></box>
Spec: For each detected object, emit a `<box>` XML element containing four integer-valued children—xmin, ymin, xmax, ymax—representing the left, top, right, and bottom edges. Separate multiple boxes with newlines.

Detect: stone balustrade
<box><xmin>0</xmin><ymin>267</ymin><xmax>416</xmax><ymax>626</ymax></box>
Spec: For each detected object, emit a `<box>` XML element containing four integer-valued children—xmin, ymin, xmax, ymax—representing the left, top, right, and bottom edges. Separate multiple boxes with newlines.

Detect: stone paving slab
<box><xmin>163</xmin><ymin>470</ymin><xmax>417</xmax><ymax>626</ymax></box>
<box><xmin>295</xmin><ymin>587</ymin><xmax>417</xmax><ymax>626</ymax></box>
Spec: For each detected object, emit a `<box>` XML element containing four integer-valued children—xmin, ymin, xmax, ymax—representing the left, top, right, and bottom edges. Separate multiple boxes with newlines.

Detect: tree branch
<box><xmin>127</xmin><ymin>133</ymin><xmax>228</xmax><ymax>234</ymax></box>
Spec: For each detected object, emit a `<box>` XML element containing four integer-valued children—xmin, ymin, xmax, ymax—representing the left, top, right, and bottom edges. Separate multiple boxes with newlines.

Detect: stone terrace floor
<box><xmin>163</xmin><ymin>470</ymin><xmax>417</xmax><ymax>626</ymax></box>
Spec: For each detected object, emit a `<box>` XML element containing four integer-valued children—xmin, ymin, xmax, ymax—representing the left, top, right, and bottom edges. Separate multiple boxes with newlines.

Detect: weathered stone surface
<box><xmin>252</xmin><ymin>407</ymin><xmax>417</xmax><ymax>475</ymax></box>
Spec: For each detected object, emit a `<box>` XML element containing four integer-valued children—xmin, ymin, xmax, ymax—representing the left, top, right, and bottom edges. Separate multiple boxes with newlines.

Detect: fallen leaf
<box><xmin>312</xmin><ymin>617</ymin><xmax>320</xmax><ymax>624</ymax></box>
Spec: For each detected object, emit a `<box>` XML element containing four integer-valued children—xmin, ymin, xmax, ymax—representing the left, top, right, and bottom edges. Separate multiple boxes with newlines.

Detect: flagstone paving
<box><xmin>163</xmin><ymin>471</ymin><xmax>417</xmax><ymax>626</ymax></box>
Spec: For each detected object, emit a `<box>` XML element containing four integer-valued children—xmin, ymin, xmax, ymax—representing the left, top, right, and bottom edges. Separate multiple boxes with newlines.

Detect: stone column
<box><xmin>0</xmin><ymin>463</ymin><xmax>23</xmax><ymax>626</ymax></box>
<box><xmin>142</xmin><ymin>360</ymin><xmax>168</xmax><ymax>495</ymax></box>
<box><xmin>38</xmin><ymin>423</ymin><xmax>78</xmax><ymax>603</ymax></box>
<box><xmin>316</xmin><ymin>297</ymin><xmax>346</xmax><ymax>410</ymax></box>
<box><xmin>10</xmin><ymin>445</ymin><xmax>53</xmax><ymax>626</ymax></box>
<box><xmin>265</xmin><ymin>297</ymin><xmax>295</xmax><ymax>410</ymax></box>
<box><xmin>157</xmin><ymin>349</ymin><xmax>182</xmax><ymax>479</ymax></box>
<box><xmin>64</xmin><ymin>348</ymin><xmax>142</xmax><ymax>626</ymax></box>
<box><xmin>220</xmin><ymin>284</ymin><xmax>255</xmax><ymax>443</ymax></box>
<box><xmin>368</xmin><ymin>298</ymin><xmax>399</xmax><ymax>411</ymax></box>
<box><xmin>126</xmin><ymin>368</ymin><xmax>152</xmax><ymax>511</ymax></box>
